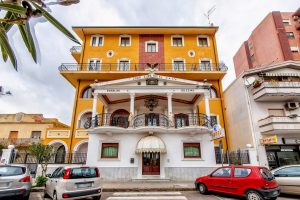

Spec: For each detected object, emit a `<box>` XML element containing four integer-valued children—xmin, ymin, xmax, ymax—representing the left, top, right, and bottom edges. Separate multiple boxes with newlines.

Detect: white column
<box><xmin>92</xmin><ymin>93</ymin><xmax>98</xmax><ymax>118</ymax></box>
<box><xmin>204</xmin><ymin>91</ymin><xmax>210</xmax><ymax>117</ymax></box>
<box><xmin>130</xmin><ymin>93</ymin><xmax>135</xmax><ymax>115</ymax></box>
<box><xmin>167</xmin><ymin>93</ymin><xmax>173</xmax><ymax>116</ymax></box>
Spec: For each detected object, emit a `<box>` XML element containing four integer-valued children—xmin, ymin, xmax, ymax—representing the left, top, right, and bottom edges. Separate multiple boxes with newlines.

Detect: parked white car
<box><xmin>0</xmin><ymin>165</ymin><xmax>32</xmax><ymax>200</ymax></box>
<box><xmin>271</xmin><ymin>165</ymin><xmax>300</xmax><ymax>195</ymax></box>
<box><xmin>44</xmin><ymin>166</ymin><xmax>102</xmax><ymax>200</ymax></box>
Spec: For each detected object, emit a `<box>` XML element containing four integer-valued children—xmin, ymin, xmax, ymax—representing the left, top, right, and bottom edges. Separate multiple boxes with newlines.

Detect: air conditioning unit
<box><xmin>286</xmin><ymin>102</ymin><xmax>300</xmax><ymax>110</ymax></box>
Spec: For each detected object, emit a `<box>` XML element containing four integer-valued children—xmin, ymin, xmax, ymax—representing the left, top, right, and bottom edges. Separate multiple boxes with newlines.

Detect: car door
<box><xmin>231</xmin><ymin>167</ymin><xmax>252</xmax><ymax>196</ymax></box>
<box><xmin>274</xmin><ymin>166</ymin><xmax>300</xmax><ymax>195</ymax></box>
<box><xmin>46</xmin><ymin>167</ymin><xmax>62</xmax><ymax>197</ymax></box>
<box><xmin>207</xmin><ymin>167</ymin><xmax>233</xmax><ymax>194</ymax></box>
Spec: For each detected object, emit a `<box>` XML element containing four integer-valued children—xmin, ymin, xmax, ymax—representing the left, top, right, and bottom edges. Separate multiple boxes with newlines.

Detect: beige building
<box><xmin>0</xmin><ymin>112</ymin><xmax>69</xmax><ymax>148</ymax></box>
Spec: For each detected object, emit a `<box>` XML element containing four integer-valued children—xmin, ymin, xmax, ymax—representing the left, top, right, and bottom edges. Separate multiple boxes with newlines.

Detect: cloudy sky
<box><xmin>0</xmin><ymin>0</ymin><xmax>298</xmax><ymax>124</ymax></box>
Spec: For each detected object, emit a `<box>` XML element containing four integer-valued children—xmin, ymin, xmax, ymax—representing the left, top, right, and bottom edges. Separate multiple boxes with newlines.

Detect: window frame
<box><xmin>199</xmin><ymin>59</ymin><xmax>212</xmax><ymax>71</ymax></box>
<box><xmin>101</xmin><ymin>143</ymin><xmax>119</xmax><ymax>159</ymax></box>
<box><xmin>90</xmin><ymin>35</ymin><xmax>104</xmax><ymax>47</ymax></box>
<box><xmin>197</xmin><ymin>35</ymin><xmax>210</xmax><ymax>47</ymax></box>
<box><xmin>82</xmin><ymin>86</ymin><xmax>93</xmax><ymax>99</ymax></box>
<box><xmin>234</xmin><ymin>168</ymin><xmax>252</xmax><ymax>178</ymax></box>
<box><xmin>274</xmin><ymin>166</ymin><xmax>300</xmax><ymax>177</ymax></box>
<box><xmin>282</xmin><ymin>19</ymin><xmax>291</xmax><ymax>25</ymax></box>
<box><xmin>291</xmin><ymin>46</ymin><xmax>299</xmax><ymax>53</ymax></box>
<box><xmin>183</xmin><ymin>143</ymin><xmax>201</xmax><ymax>158</ymax></box>
<box><xmin>211</xmin><ymin>167</ymin><xmax>232</xmax><ymax>178</ymax></box>
<box><xmin>286</xmin><ymin>32</ymin><xmax>295</xmax><ymax>39</ymax></box>
<box><xmin>145</xmin><ymin>41</ymin><xmax>158</xmax><ymax>53</ymax></box>
<box><xmin>172</xmin><ymin>58</ymin><xmax>186</xmax><ymax>71</ymax></box>
<box><xmin>119</xmin><ymin>35</ymin><xmax>132</xmax><ymax>47</ymax></box>
<box><xmin>171</xmin><ymin>35</ymin><xmax>184</xmax><ymax>47</ymax></box>
<box><xmin>118</xmin><ymin>58</ymin><xmax>131</xmax><ymax>71</ymax></box>
<box><xmin>31</xmin><ymin>131</ymin><xmax>41</xmax><ymax>139</ymax></box>
<box><xmin>88</xmin><ymin>58</ymin><xmax>102</xmax><ymax>71</ymax></box>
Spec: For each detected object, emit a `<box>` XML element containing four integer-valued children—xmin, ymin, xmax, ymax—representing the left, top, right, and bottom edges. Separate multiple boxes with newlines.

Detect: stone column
<box><xmin>167</xmin><ymin>93</ymin><xmax>173</xmax><ymax>125</ymax></box>
<box><xmin>129</xmin><ymin>93</ymin><xmax>135</xmax><ymax>127</ymax></box>
<box><xmin>92</xmin><ymin>93</ymin><xmax>98</xmax><ymax>118</ymax></box>
<box><xmin>204</xmin><ymin>91</ymin><xmax>210</xmax><ymax>117</ymax></box>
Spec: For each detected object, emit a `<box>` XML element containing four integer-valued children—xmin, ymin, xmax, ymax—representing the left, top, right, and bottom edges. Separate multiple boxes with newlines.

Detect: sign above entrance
<box><xmin>211</xmin><ymin>125</ymin><xmax>225</xmax><ymax>140</ymax></box>
<box><xmin>261</xmin><ymin>136</ymin><xmax>278</xmax><ymax>145</ymax></box>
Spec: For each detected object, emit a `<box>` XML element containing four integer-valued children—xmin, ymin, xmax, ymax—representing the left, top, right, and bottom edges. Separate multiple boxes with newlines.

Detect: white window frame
<box><xmin>209</xmin><ymin>114</ymin><xmax>220</xmax><ymax>126</ymax></box>
<box><xmin>172</xmin><ymin>58</ymin><xmax>186</xmax><ymax>71</ymax></box>
<box><xmin>291</xmin><ymin>46</ymin><xmax>299</xmax><ymax>53</ymax></box>
<box><xmin>118</xmin><ymin>58</ymin><xmax>131</xmax><ymax>71</ymax></box>
<box><xmin>171</xmin><ymin>35</ymin><xmax>184</xmax><ymax>47</ymax></box>
<box><xmin>282</xmin><ymin>19</ymin><xmax>291</xmax><ymax>25</ymax></box>
<box><xmin>199</xmin><ymin>58</ymin><xmax>212</xmax><ymax>71</ymax></box>
<box><xmin>197</xmin><ymin>35</ymin><xmax>210</xmax><ymax>47</ymax></box>
<box><xmin>145</xmin><ymin>41</ymin><xmax>158</xmax><ymax>52</ymax></box>
<box><xmin>119</xmin><ymin>35</ymin><xmax>132</xmax><ymax>47</ymax></box>
<box><xmin>88</xmin><ymin>58</ymin><xmax>102</xmax><ymax>71</ymax></box>
<box><xmin>90</xmin><ymin>35</ymin><xmax>104</xmax><ymax>46</ymax></box>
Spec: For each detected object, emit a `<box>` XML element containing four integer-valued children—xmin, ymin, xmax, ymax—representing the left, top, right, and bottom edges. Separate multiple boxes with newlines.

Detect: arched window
<box><xmin>210</xmin><ymin>87</ymin><xmax>217</xmax><ymax>98</ymax></box>
<box><xmin>110</xmin><ymin>109</ymin><xmax>130</xmax><ymax>128</ymax></box>
<box><xmin>78</xmin><ymin>112</ymin><xmax>92</xmax><ymax>128</ymax></box>
<box><xmin>82</xmin><ymin>87</ymin><xmax>93</xmax><ymax>98</ymax></box>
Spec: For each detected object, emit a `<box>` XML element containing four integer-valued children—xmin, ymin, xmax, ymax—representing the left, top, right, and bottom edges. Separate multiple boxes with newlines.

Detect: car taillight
<box><xmin>62</xmin><ymin>193</ymin><xmax>69</xmax><ymax>198</ymax></box>
<box><xmin>19</xmin><ymin>176</ymin><xmax>31</xmax><ymax>182</ymax></box>
<box><xmin>96</xmin><ymin>168</ymin><xmax>100</xmax><ymax>177</ymax></box>
<box><xmin>63</xmin><ymin>168</ymin><xmax>71</xmax><ymax>179</ymax></box>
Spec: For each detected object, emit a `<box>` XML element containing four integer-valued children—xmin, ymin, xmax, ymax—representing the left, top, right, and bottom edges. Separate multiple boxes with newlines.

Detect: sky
<box><xmin>0</xmin><ymin>0</ymin><xmax>298</xmax><ymax>124</ymax></box>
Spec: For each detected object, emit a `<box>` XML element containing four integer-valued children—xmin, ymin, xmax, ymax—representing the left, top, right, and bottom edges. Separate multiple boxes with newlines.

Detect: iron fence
<box><xmin>59</xmin><ymin>63</ymin><xmax>228</xmax><ymax>72</ymax></box>
<box><xmin>215</xmin><ymin>150</ymin><xmax>250</xmax><ymax>165</ymax></box>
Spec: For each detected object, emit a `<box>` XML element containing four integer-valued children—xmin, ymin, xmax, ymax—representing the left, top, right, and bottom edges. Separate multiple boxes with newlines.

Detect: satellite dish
<box><xmin>244</xmin><ymin>76</ymin><xmax>256</xmax><ymax>87</ymax></box>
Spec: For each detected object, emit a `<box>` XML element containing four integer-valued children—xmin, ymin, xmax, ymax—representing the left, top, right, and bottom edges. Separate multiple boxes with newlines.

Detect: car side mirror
<box><xmin>46</xmin><ymin>174</ymin><xmax>51</xmax><ymax>178</ymax></box>
<box><xmin>30</xmin><ymin>171</ymin><xmax>35</xmax><ymax>175</ymax></box>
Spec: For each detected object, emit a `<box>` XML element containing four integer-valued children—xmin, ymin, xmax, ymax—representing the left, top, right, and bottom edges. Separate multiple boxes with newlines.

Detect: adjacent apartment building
<box><xmin>234</xmin><ymin>8</ymin><xmax>300</xmax><ymax>76</ymax></box>
<box><xmin>56</xmin><ymin>26</ymin><xmax>228</xmax><ymax>180</ymax></box>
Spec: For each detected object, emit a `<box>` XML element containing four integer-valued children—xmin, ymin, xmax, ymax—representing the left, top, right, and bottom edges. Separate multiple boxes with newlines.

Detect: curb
<box><xmin>103</xmin><ymin>188</ymin><xmax>196</xmax><ymax>192</ymax></box>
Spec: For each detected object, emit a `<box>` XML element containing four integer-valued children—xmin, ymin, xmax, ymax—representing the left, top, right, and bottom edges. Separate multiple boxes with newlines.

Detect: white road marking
<box><xmin>113</xmin><ymin>192</ymin><xmax>182</xmax><ymax>196</ymax></box>
<box><xmin>107</xmin><ymin>197</ymin><xmax>187</xmax><ymax>200</ymax></box>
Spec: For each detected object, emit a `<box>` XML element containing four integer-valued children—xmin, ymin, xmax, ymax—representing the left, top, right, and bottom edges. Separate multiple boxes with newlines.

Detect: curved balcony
<box><xmin>84</xmin><ymin>113</ymin><xmax>213</xmax><ymax>135</ymax></box>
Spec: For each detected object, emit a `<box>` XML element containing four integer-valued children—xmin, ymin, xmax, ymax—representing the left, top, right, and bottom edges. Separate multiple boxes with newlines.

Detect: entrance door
<box><xmin>142</xmin><ymin>152</ymin><xmax>160</xmax><ymax>175</ymax></box>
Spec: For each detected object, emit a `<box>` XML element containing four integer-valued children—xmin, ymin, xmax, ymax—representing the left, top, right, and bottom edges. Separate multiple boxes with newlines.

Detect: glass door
<box><xmin>142</xmin><ymin>152</ymin><xmax>160</xmax><ymax>175</ymax></box>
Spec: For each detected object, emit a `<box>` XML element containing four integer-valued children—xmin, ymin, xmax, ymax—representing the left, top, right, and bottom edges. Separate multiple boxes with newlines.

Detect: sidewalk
<box><xmin>102</xmin><ymin>181</ymin><xmax>196</xmax><ymax>192</ymax></box>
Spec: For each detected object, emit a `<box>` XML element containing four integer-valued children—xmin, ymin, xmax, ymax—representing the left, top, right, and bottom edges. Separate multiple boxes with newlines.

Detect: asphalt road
<box><xmin>29</xmin><ymin>191</ymin><xmax>300</xmax><ymax>200</ymax></box>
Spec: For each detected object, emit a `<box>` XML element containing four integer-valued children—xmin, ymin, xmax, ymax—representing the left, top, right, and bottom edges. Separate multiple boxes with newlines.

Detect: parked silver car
<box><xmin>44</xmin><ymin>166</ymin><xmax>102</xmax><ymax>200</ymax></box>
<box><xmin>0</xmin><ymin>165</ymin><xmax>32</xmax><ymax>200</ymax></box>
<box><xmin>271</xmin><ymin>165</ymin><xmax>300</xmax><ymax>195</ymax></box>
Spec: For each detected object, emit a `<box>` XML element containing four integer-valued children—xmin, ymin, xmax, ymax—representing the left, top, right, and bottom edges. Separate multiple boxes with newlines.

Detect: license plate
<box><xmin>0</xmin><ymin>182</ymin><xmax>9</xmax><ymax>188</ymax></box>
<box><xmin>76</xmin><ymin>182</ymin><xmax>92</xmax><ymax>188</ymax></box>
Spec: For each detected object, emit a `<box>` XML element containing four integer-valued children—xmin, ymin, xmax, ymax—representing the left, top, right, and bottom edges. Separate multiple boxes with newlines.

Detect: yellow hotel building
<box><xmin>46</xmin><ymin>27</ymin><xmax>228</xmax><ymax>180</ymax></box>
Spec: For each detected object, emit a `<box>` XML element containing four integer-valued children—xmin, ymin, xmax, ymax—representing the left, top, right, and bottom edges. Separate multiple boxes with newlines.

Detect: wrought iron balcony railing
<box><xmin>84</xmin><ymin>113</ymin><xmax>214</xmax><ymax>129</ymax></box>
<box><xmin>70</xmin><ymin>46</ymin><xmax>82</xmax><ymax>53</ymax></box>
<box><xmin>59</xmin><ymin>63</ymin><xmax>228</xmax><ymax>72</ymax></box>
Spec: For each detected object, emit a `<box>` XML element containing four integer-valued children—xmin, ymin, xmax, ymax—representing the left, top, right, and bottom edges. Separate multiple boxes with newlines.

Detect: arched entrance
<box><xmin>48</xmin><ymin>140</ymin><xmax>68</xmax><ymax>164</ymax></box>
<box><xmin>110</xmin><ymin>109</ymin><xmax>130</xmax><ymax>128</ymax></box>
<box><xmin>73</xmin><ymin>140</ymin><xmax>88</xmax><ymax>164</ymax></box>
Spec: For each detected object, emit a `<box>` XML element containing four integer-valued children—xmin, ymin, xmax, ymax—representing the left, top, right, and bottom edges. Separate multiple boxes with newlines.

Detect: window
<box><xmin>200</xmin><ymin>60</ymin><xmax>211</xmax><ymax>70</ymax></box>
<box><xmin>69</xmin><ymin>167</ymin><xmax>98</xmax><ymax>179</ymax></box>
<box><xmin>175</xmin><ymin>114</ymin><xmax>189</xmax><ymax>128</ymax></box>
<box><xmin>197</xmin><ymin>36</ymin><xmax>209</xmax><ymax>47</ymax></box>
<box><xmin>120</xmin><ymin>36</ymin><xmax>131</xmax><ymax>46</ymax></box>
<box><xmin>183</xmin><ymin>143</ymin><xmax>201</xmax><ymax>158</ymax></box>
<box><xmin>234</xmin><ymin>168</ymin><xmax>251</xmax><ymax>178</ymax></box>
<box><xmin>82</xmin><ymin>87</ymin><xmax>93</xmax><ymax>98</ymax></box>
<box><xmin>210</xmin><ymin>116</ymin><xmax>218</xmax><ymax>127</ymax></box>
<box><xmin>212</xmin><ymin>167</ymin><xmax>232</xmax><ymax>177</ymax></box>
<box><xmin>274</xmin><ymin>166</ymin><xmax>300</xmax><ymax>177</ymax></box>
<box><xmin>146</xmin><ymin>41</ymin><xmax>158</xmax><ymax>52</ymax></box>
<box><xmin>101</xmin><ymin>143</ymin><xmax>119</xmax><ymax>158</ymax></box>
<box><xmin>173</xmin><ymin>60</ymin><xmax>185</xmax><ymax>71</ymax></box>
<box><xmin>172</xmin><ymin>36</ymin><xmax>184</xmax><ymax>47</ymax></box>
<box><xmin>51</xmin><ymin>167</ymin><xmax>63</xmax><ymax>178</ymax></box>
<box><xmin>31</xmin><ymin>131</ymin><xmax>41</xmax><ymax>139</ymax></box>
<box><xmin>9</xmin><ymin>131</ymin><xmax>18</xmax><ymax>139</ymax></box>
<box><xmin>88</xmin><ymin>59</ymin><xmax>101</xmax><ymax>71</ymax></box>
<box><xmin>210</xmin><ymin>87</ymin><xmax>217</xmax><ymax>98</ymax></box>
<box><xmin>90</xmin><ymin>35</ymin><xmax>104</xmax><ymax>46</ymax></box>
<box><xmin>291</xmin><ymin>46</ymin><xmax>299</xmax><ymax>53</ymax></box>
<box><xmin>268</xmin><ymin>109</ymin><xmax>284</xmax><ymax>116</ymax></box>
<box><xmin>286</xmin><ymin>32</ymin><xmax>295</xmax><ymax>39</ymax></box>
<box><xmin>78</xmin><ymin>112</ymin><xmax>92</xmax><ymax>128</ymax></box>
<box><xmin>0</xmin><ymin>166</ymin><xmax>26</xmax><ymax>177</ymax></box>
<box><xmin>118</xmin><ymin>60</ymin><xmax>130</xmax><ymax>71</ymax></box>
<box><xmin>282</xmin><ymin>19</ymin><xmax>291</xmax><ymax>25</ymax></box>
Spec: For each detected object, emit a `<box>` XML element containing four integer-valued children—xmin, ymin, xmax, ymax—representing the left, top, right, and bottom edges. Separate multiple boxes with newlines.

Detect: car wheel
<box><xmin>22</xmin><ymin>195</ymin><xmax>30</xmax><ymax>200</ymax></box>
<box><xmin>198</xmin><ymin>183</ymin><xmax>208</xmax><ymax>194</ymax></box>
<box><xmin>44</xmin><ymin>190</ymin><xmax>50</xmax><ymax>198</ymax></box>
<box><xmin>53</xmin><ymin>192</ymin><xmax>58</xmax><ymax>200</ymax></box>
<box><xmin>246</xmin><ymin>190</ymin><xmax>263</xmax><ymax>200</ymax></box>
<box><xmin>93</xmin><ymin>195</ymin><xmax>101</xmax><ymax>200</ymax></box>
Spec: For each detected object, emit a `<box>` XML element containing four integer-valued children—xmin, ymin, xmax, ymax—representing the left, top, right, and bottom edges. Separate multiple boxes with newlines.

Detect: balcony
<box><xmin>258</xmin><ymin>116</ymin><xmax>300</xmax><ymax>134</ymax></box>
<box><xmin>0</xmin><ymin>138</ymin><xmax>41</xmax><ymax>147</ymax></box>
<box><xmin>84</xmin><ymin>113</ymin><xmax>213</xmax><ymax>135</ymax></box>
<box><xmin>70</xmin><ymin>46</ymin><xmax>82</xmax><ymax>62</ymax></box>
<box><xmin>252</xmin><ymin>81</ymin><xmax>300</xmax><ymax>101</ymax></box>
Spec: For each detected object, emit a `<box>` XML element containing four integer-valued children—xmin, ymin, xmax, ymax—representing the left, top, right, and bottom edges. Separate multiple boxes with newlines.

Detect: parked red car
<box><xmin>195</xmin><ymin>166</ymin><xmax>280</xmax><ymax>200</ymax></box>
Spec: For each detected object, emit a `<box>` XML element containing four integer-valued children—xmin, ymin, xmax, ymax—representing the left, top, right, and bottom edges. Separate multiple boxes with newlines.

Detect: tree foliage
<box><xmin>0</xmin><ymin>0</ymin><xmax>80</xmax><ymax>70</ymax></box>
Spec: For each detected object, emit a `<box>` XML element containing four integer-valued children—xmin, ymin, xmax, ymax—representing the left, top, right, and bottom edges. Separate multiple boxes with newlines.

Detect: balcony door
<box><xmin>145</xmin><ymin>113</ymin><xmax>159</xmax><ymax>126</ymax></box>
<box><xmin>110</xmin><ymin>109</ymin><xmax>129</xmax><ymax>128</ymax></box>
<box><xmin>142</xmin><ymin>152</ymin><xmax>160</xmax><ymax>175</ymax></box>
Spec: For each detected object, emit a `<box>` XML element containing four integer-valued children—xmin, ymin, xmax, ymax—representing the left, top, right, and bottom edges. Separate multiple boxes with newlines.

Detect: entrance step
<box><xmin>107</xmin><ymin>197</ymin><xmax>187</xmax><ymax>200</ymax></box>
<box><xmin>132</xmin><ymin>176</ymin><xmax>170</xmax><ymax>182</ymax></box>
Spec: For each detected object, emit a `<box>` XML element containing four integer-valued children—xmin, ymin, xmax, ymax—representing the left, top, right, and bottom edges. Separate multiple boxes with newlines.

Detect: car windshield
<box><xmin>260</xmin><ymin>168</ymin><xmax>274</xmax><ymax>181</ymax></box>
<box><xmin>0</xmin><ymin>166</ymin><xmax>26</xmax><ymax>177</ymax></box>
<box><xmin>70</xmin><ymin>168</ymin><xmax>97</xmax><ymax>179</ymax></box>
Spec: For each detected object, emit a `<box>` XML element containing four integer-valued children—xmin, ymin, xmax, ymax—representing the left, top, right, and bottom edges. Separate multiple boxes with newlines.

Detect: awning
<box><xmin>263</xmin><ymin>72</ymin><xmax>300</xmax><ymax>77</ymax></box>
<box><xmin>136</xmin><ymin>135</ymin><xmax>167</xmax><ymax>153</ymax></box>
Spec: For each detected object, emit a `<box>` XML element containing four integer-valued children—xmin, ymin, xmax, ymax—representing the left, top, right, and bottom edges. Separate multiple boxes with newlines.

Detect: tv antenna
<box><xmin>204</xmin><ymin>5</ymin><xmax>216</xmax><ymax>26</ymax></box>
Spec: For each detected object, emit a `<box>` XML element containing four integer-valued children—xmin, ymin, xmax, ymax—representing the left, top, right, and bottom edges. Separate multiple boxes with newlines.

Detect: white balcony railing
<box><xmin>70</xmin><ymin>46</ymin><xmax>82</xmax><ymax>54</ymax></box>
<box><xmin>258</xmin><ymin>116</ymin><xmax>300</xmax><ymax>134</ymax></box>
